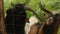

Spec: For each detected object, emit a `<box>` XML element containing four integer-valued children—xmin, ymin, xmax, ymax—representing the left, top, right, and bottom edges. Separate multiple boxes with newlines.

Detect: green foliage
<box><xmin>41</xmin><ymin>0</ymin><xmax>60</xmax><ymax>11</ymax></box>
<box><xmin>4</xmin><ymin>0</ymin><xmax>60</xmax><ymax>21</ymax></box>
<box><xmin>52</xmin><ymin>1</ymin><xmax>60</xmax><ymax>9</ymax></box>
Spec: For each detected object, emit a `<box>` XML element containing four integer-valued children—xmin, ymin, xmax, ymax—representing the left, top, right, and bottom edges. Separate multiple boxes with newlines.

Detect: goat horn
<box><xmin>25</xmin><ymin>6</ymin><xmax>44</xmax><ymax>22</ymax></box>
<box><xmin>39</xmin><ymin>2</ymin><xmax>54</xmax><ymax>15</ymax></box>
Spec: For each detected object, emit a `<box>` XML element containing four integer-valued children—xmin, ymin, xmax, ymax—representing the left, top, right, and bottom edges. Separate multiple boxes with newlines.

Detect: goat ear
<box><xmin>11</xmin><ymin>3</ymin><xmax>15</xmax><ymax>7</ymax></box>
<box><xmin>39</xmin><ymin>2</ymin><xmax>53</xmax><ymax>15</ymax></box>
<box><xmin>24</xmin><ymin>6</ymin><xmax>34</xmax><ymax>11</ymax></box>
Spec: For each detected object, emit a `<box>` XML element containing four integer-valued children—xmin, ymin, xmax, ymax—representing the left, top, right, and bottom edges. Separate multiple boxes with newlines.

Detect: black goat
<box><xmin>5</xmin><ymin>4</ymin><xmax>27</xmax><ymax>34</ymax></box>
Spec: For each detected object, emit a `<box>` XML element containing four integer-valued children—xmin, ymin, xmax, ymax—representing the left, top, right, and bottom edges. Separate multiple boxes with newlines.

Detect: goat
<box><xmin>5</xmin><ymin>2</ymin><xmax>41</xmax><ymax>34</ymax></box>
<box><xmin>28</xmin><ymin>2</ymin><xmax>60</xmax><ymax>34</ymax></box>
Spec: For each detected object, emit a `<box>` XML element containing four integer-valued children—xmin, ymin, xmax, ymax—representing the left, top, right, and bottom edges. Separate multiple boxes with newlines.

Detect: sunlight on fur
<box><xmin>25</xmin><ymin>16</ymin><xmax>39</xmax><ymax>34</ymax></box>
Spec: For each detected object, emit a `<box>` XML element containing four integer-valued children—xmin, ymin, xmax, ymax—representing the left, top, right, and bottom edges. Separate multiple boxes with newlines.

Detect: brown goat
<box><xmin>28</xmin><ymin>2</ymin><xmax>60</xmax><ymax>34</ymax></box>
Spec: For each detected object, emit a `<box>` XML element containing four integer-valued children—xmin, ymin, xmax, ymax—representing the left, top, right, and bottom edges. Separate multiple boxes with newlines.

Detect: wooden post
<box><xmin>0</xmin><ymin>0</ymin><xmax>7</xmax><ymax>34</ymax></box>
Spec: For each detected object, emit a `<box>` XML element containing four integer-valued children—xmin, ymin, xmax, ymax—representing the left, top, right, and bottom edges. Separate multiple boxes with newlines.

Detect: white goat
<box><xmin>25</xmin><ymin>16</ymin><xmax>39</xmax><ymax>34</ymax></box>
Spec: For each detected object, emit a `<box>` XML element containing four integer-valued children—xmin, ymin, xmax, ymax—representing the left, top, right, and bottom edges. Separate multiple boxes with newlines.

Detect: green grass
<box><xmin>57</xmin><ymin>27</ymin><xmax>60</xmax><ymax>34</ymax></box>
